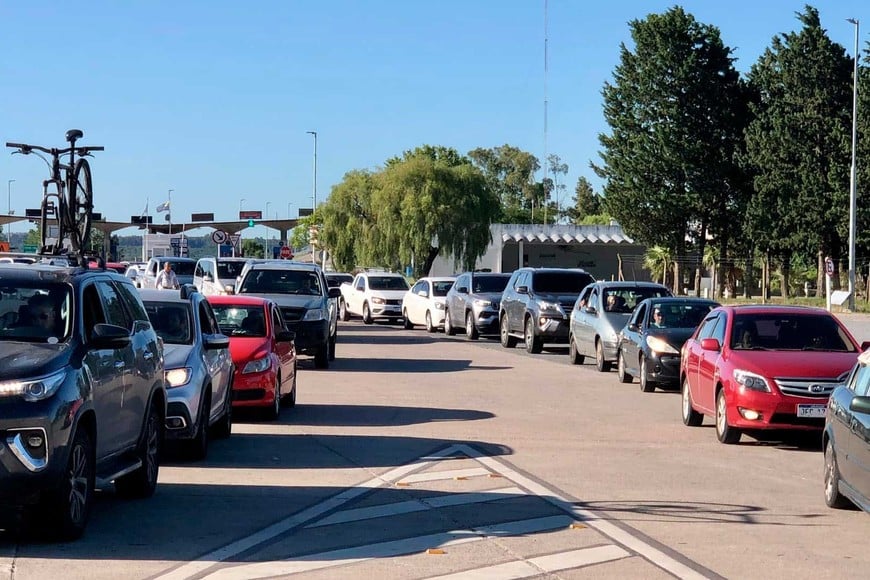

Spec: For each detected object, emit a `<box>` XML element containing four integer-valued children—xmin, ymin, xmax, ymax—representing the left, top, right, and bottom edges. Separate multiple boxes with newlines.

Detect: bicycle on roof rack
<box><xmin>5</xmin><ymin>129</ymin><xmax>103</xmax><ymax>255</ymax></box>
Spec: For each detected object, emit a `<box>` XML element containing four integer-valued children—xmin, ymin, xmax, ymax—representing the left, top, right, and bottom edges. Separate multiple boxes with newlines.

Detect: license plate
<box><xmin>797</xmin><ymin>404</ymin><xmax>827</xmax><ymax>418</ymax></box>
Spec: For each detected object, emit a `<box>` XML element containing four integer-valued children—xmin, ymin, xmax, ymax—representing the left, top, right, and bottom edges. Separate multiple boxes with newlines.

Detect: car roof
<box><xmin>524</xmin><ymin>267</ymin><xmax>593</xmax><ymax>274</ymax></box>
<box><xmin>723</xmin><ymin>304</ymin><xmax>830</xmax><ymax>315</ymax></box>
<box><xmin>153</xmin><ymin>256</ymin><xmax>196</xmax><ymax>263</ymax></box>
<box><xmin>0</xmin><ymin>262</ymin><xmax>127</xmax><ymax>283</ymax></box>
<box><xmin>418</xmin><ymin>276</ymin><xmax>456</xmax><ymax>282</ymax></box>
<box><xmin>138</xmin><ymin>288</ymin><xmax>195</xmax><ymax>304</ymax></box>
<box><xmin>591</xmin><ymin>281</ymin><xmax>668</xmax><ymax>288</ymax></box>
<box><xmin>249</xmin><ymin>260</ymin><xmax>320</xmax><ymax>272</ymax></box>
<box><xmin>643</xmin><ymin>297</ymin><xmax>718</xmax><ymax>305</ymax></box>
<box><xmin>207</xmin><ymin>295</ymin><xmax>273</xmax><ymax>307</ymax></box>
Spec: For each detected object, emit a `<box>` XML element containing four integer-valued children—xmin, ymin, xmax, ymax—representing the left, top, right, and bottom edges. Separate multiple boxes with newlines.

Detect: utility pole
<box><xmin>306</xmin><ymin>131</ymin><xmax>318</xmax><ymax>264</ymax></box>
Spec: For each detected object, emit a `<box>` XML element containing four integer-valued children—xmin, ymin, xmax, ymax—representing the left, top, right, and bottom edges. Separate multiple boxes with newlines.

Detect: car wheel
<box><xmin>425</xmin><ymin>311</ymin><xmax>436</xmax><ymax>333</ymax></box>
<box><xmin>187</xmin><ymin>392</ymin><xmax>211</xmax><ymax>460</ymax></box>
<box><xmin>444</xmin><ymin>311</ymin><xmax>456</xmax><ymax>336</ymax></box>
<box><xmin>824</xmin><ymin>441</ymin><xmax>852</xmax><ymax>509</ymax></box>
<box><xmin>212</xmin><ymin>382</ymin><xmax>233</xmax><ymax>439</ymax></box>
<box><xmin>500</xmin><ymin>315</ymin><xmax>518</xmax><ymax>348</ymax></box>
<box><xmin>715</xmin><ymin>389</ymin><xmax>741</xmax><ymax>444</ymax></box>
<box><xmin>282</xmin><ymin>366</ymin><xmax>297</xmax><ymax>408</ymax></box>
<box><xmin>402</xmin><ymin>309</ymin><xmax>413</xmax><ymax>329</ymax></box>
<box><xmin>639</xmin><ymin>357</ymin><xmax>656</xmax><ymax>392</ymax></box>
<box><xmin>115</xmin><ymin>398</ymin><xmax>162</xmax><ymax>498</ymax></box>
<box><xmin>265</xmin><ymin>376</ymin><xmax>281</xmax><ymax>420</ymax></box>
<box><xmin>595</xmin><ymin>340</ymin><xmax>612</xmax><ymax>372</ymax></box>
<box><xmin>362</xmin><ymin>302</ymin><xmax>373</xmax><ymax>325</ymax></box>
<box><xmin>465</xmin><ymin>311</ymin><xmax>479</xmax><ymax>341</ymax></box>
<box><xmin>314</xmin><ymin>346</ymin><xmax>329</xmax><ymax>369</ymax></box>
<box><xmin>568</xmin><ymin>335</ymin><xmax>584</xmax><ymax>365</ymax></box>
<box><xmin>42</xmin><ymin>427</ymin><xmax>95</xmax><ymax>540</ymax></box>
<box><xmin>681</xmin><ymin>378</ymin><xmax>703</xmax><ymax>427</ymax></box>
<box><xmin>524</xmin><ymin>317</ymin><xmax>543</xmax><ymax>354</ymax></box>
<box><xmin>328</xmin><ymin>333</ymin><xmax>336</xmax><ymax>361</ymax></box>
<box><xmin>339</xmin><ymin>299</ymin><xmax>349</xmax><ymax>322</ymax></box>
<box><xmin>617</xmin><ymin>350</ymin><xmax>632</xmax><ymax>383</ymax></box>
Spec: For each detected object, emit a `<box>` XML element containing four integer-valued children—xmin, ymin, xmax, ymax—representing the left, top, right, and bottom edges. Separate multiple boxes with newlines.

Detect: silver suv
<box><xmin>444</xmin><ymin>272</ymin><xmax>511</xmax><ymax>339</ymax></box>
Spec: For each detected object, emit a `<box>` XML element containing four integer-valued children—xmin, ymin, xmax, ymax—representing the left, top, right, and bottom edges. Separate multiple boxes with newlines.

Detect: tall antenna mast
<box><xmin>543</xmin><ymin>0</ymin><xmax>549</xmax><ymax>224</ymax></box>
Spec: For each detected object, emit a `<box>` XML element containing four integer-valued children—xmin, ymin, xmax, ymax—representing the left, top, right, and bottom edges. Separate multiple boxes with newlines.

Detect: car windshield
<box><xmin>471</xmin><ymin>275</ymin><xmax>510</xmax><ymax>293</ymax></box>
<box><xmin>217</xmin><ymin>261</ymin><xmax>246</xmax><ymax>279</ymax></box>
<box><xmin>0</xmin><ymin>282</ymin><xmax>73</xmax><ymax>343</ymax></box>
<box><xmin>729</xmin><ymin>313</ymin><xmax>856</xmax><ymax>352</ymax></box>
<box><xmin>432</xmin><ymin>281</ymin><xmax>454</xmax><ymax>297</ymax></box>
<box><xmin>160</xmin><ymin>261</ymin><xmax>196</xmax><ymax>276</ymax></box>
<box><xmin>368</xmin><ymin>276</ymin><xmax>409</xmax><ymax>291</ymax></box>
<box><xmin>604</xmin><ymin>287</ymin><xmax>670</xmax><ymax>313</ymax></box>
<box><xmin>326</xmin><ymin>274</ymin><xmax>354</xmax><ymax>288</ymax></box>
<box><xmin>144</xmin><ymin>302</ymin><xmax>193</xmax><ymax>345</ymax></box>
<box><xmin>211</xmin><ymin>304</ymin><xmax>266</xmax><ymax>337</ymax></box>
<box><xmin>649</xmin><ymin>302</ymin><xmax>715</xmax><ymax>329</ymax></box>
<box><xmin>239</xmin><ymin>269</ymin><xmax>323</xmax><ymax>295</ymax></box>
<box><xmin>533</xmin><ymin>272</ymin><xmax>594</xmax><ymax>294</ymax></box>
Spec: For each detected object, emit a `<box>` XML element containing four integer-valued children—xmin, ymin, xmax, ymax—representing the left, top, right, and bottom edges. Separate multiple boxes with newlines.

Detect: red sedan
<box><xmin>680</xmin><ymin>305</ymin><xmax>866</xmax><ymax>444</ymax></box>
<box><xmin>207</xmin><ymin>295</ymin><xmax>297</xmax><ymax>419</ymax></box>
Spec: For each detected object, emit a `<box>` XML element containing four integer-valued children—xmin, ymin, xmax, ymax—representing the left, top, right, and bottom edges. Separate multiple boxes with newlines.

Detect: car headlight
<box><xmin>0</xmin><ymin>371</ymin><xmax>65</xmax><ymax>402</ymax></box>
<box><xmin>646</xmin><ymin>335</ymin><xmax>679</xmax><ymax>354</ymax></box>
<box><xmin>371</xmin><ymin>297</ymin><xmax>386</xmax><ymax>305</ymax></box>
<box><xmin>473</xmin><ymin>299</ymin><xmax>492</xmax><ymax>308</ymax></box>
<box><xmin>164</xmin><ymin>367</ymin><xmax>192</xmax><ymax>388</ymax></box>
<box><xmin>733</xmin><ymin>369</ymin><xmax>771</xmax><ymax>392</ymax></box>
<box><xmin>539</xmin><ymin>301</ymin><xmax>564</xmax><ymax>315</ymax></box>
<box><xmin>243</xmin><ymin>356</ymin><xmax>271</xmax><ymax>374</ymax></box>
<box><xmin>434</xmin><ymin>302</ymin><xmax>445</xmax><ymax>310</ymax></box>
<box><xmin>303</xmin><ymin>308</ymin><xmax>325</xmax><ymax>321</ymax></box>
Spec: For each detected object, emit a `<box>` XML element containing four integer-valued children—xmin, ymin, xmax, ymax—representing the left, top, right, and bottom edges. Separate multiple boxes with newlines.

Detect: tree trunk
<box><xmin>694</xmin><ymin>222</ymin><xmax>707</xmax><ymax>297</ymax></box>
<box><xmin>420</xmin><ymin>246</ymin><xmax>440</xmax><ymax>279</ymax></box>
<box><xmin>816</xmin><ymin>250</ymin><xmax>824</xmax><ymax>298</ymax></box>
<box><xmin>780</xmin><ymin>251</ymin><xmax>791</xmax><ymax>299</ymax></box>
<box><xmin>762</xmin><ymin>251</ymin><xmax>770</xmax><ymax>303</ymax></box>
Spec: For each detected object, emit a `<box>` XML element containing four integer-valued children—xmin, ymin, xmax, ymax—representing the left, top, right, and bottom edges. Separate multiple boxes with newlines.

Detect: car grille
<box><xmin>774</xmin><ymin>377</ymin><xmax>842</xmax><ymax>398</ymax></box>
<box><xmin>385</xmin><ymin>299</ymin><xmax>402</xmax><ymax>306</ymax></box>
<box><xmin>235</xmin><ymin>389</ymin><xmax>267</xmax><ymax>401</ymax></box>
<box><xmin>280</xmin><ymin>307</ymin><xmax>306</xmax><ymax>323</ymax></box>
<box><xmin>769</xmin><ymin>413</ymin><xmax>825</xmax><ymax>428</ymax></box>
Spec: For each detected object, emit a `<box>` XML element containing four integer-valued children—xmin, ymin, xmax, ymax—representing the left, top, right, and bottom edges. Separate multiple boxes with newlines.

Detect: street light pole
<box><xmin>847</xmin><ymin>18</ymin><xmax>859</xmax><ymax>312</ymax></box>
<box><xmin>306</xmin><ymin>131</ymin><xmax>317</xmax><ymax>264</ymax></box>
<box><xmin>168</xmin><ymin>189</ymin><xmax>174</xmax><ymax>236</ymax></box>
<box><xmin>265</xmin><ymin>201</ymin><xmax>271</xmax><ymax>258</ymax></box>
<box><xmin>240</xmin><ymin>198</ymin><xmax>246</xmax><ymax>214</ymax></box>
<box><xmin>7</xmin><ymin>179</ymin><xmax>14</xmax><ymax>247</ymax></box>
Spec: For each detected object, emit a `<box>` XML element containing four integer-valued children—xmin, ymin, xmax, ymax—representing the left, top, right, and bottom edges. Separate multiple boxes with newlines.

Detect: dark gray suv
<box><xmin>444</xmin><ymin>272</ymin><xmax>512</xmax><ymax>339</ymax></box>
<box><xmin>499</xmin><ymin>268</ymin><xmax>595</xmax><ymax>354</ymax></box>
<box><xmin>0</xmin><ymin>262</ymin><xmax>166</xmax><ymax>539</ymax></box>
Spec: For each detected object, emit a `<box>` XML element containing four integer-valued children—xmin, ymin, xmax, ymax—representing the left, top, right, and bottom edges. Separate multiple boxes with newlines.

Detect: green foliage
<box><xmin>468</xmin><ymin>145</ymin><xmax>541</xmax><ymax>223</ymax></box>
<box><xmin>241</xmin><ymin>238</ymin><xmax>264</xmax><ymax>259</ymax></box>
<box><xmin>289</xmin><ymin>214</ymin><xmax>316</xmax><ymax>254</ymax></box>
<box><xmin>24</xmin><ymin>227</ymin><xmax>40</xmax><ymax>247</ymax></box>
<box><xmin>319</xmin><ymin>170</ymin><xmax>376</xmax><ymax>272</ymax></box>
<box><xmin>578</xmin><ymin>214</ymin><xmax>612</xmax><ymax>226</ymax></box>
<box><xmin>566</xmin><ymin>177</ymin><xmax>602</xmax><ymax>224</ymax></box>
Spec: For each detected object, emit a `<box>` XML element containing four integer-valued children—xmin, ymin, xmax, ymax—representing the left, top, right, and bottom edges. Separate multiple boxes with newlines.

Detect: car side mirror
<box><xmin>328</xmin><ymin>287</ymin><xmax>342</xmax><ymax>299</ymax></box>
<box><xmin>204</xmin><ymin>334</ymin><xmax>230</xmax><ymax>350</ymax></box>
<box><xmin>584</xmin><ymin>306</ymin><xmax>597</xmax><ymax>315</ymax></box>
<box><xmin>849</xmin><ymin>395</ymin><xmax>870</xmax><ymax>415</ymax></box>
<box><xmin>457</xmin><ymin>287</ymin><xmax>468</xmax><ymax>294</ymax></box>
<box><xmin>91</xmin><ymin>323</ymin><xmax>131</xmax><ymax>348</ymax></box>
<box><xmin>700</xmin><ymin>338</ymin><xmax>721</xmax><ymax>351</ymax></box>
<box><xmin>417</xmin><ymin>290</ymin><xmax>429</xmax><ymax>298</ymax></box>
<box><xmin>861</xmin><ymin>340</ymin><xmax>870</xmax><ymax>352</ymax></box>
<box><xmin>276</xmin><ymin>329</ymin><xmax>296</xmax><ymax>342</ymax></box>
<box><xmin>516</xmin><ymin>285</ymin><xmax>529</xmax><ymax>295</ymax></box>
<box><xmin>627</xmin><ymin>322</ymin><xmax>638</xmax><ymax>331</ymax></box>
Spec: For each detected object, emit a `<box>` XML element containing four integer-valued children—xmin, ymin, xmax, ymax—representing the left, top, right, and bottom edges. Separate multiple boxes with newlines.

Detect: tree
<box><xmin>545</xmin><ymin>154</ymin><xmax>569</xmax><ymax>223</ymax></box>
<box><xmin>241</xmin><ymin>239</ymin><xmax>264</xmax><ymax>259</ymax></box>
<box><xmin>24</xmin><ymin>227</ymin><xmax>40</xmax><ymax>247</ymax></box>
<box><xmin>594</xmin><ymin>7</ymin><xmax>749</xmax><ymax>294</ymax></box>
<box><xmin>566</xmin><ymin>177</ymin><xmax>602</xmax><ymax>224</ymax></box>
<box><xmin>468</xmin><ymin>145</ymin><xmax>540</xmax><ymax>223</ymax></box>
<box><xmin>319</xmin><ymin>169</ymin><xmax>377</xmax><ymax>271</ymax></box>
<box><xmin>743</xmin><ymin>6</ymin><xmax>853</xmax><ymax>297</ymax></box>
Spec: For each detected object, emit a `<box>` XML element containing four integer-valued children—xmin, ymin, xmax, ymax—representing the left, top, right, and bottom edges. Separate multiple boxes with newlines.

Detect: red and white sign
<box><xmin>825</xmin><ymin>258</ymin><xmax>834</xmax><ymax>277</ymax></box>
<box><xmin>280</xmin><ymin>245</ymin><xmax>293</xmax><ymax>259</ymax></box>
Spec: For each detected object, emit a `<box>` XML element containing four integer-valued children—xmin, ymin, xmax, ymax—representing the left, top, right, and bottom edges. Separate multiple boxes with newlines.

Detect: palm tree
<box><xmin>644</xmin><ymin>246</ymin><xmax>671</xmax><ymax>286</ymax></box>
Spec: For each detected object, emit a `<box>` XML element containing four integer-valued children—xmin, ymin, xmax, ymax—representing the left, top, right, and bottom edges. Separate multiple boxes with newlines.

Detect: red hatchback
<box><xmin>680</xmin><ymin>305</ymin><xmax>865</xmax><ymax>444</ymax></box>
<box><xmin>207</xmin><ymin>295</ymin><xmax>297</xmax><ymax>419</ymax></box>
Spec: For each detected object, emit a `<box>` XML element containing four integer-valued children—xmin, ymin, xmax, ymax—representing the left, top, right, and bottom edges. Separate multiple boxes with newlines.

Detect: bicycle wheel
<box><xmin>66</xmin><ymin>158</ymin><xmax>93</xmax><ymax>252</ymax></box>
<box><xmin>40</xmin><ymin>185</ymin><xmax>66</xmax><ymax>254</ymax></box>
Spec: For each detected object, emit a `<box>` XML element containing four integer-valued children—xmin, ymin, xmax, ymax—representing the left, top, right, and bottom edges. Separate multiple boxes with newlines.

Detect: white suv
<box><xmin>194</xmin><ymin>257</ymin><xmax>249</xmax><ymax>296</ymax></box>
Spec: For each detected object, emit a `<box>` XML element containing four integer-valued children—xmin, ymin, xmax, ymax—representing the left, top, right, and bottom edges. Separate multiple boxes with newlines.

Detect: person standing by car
<box><xmin>155</xmin><ymin>261</ymin><xmax>180</xmax><ymax>290</ymax></box>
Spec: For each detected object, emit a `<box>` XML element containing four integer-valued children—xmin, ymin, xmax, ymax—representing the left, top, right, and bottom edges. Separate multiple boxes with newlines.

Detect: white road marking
<box><xmin>455</xmin><ymin>444</ymin><xmax>709</xmax><ymax>580</ymax></box>
<box><xmin>424</xmin><ymin>545</ymin><xmax>630</xmax><ymax>579</ymax></box>
<box><xmin>398</xmin><ymin>466</ymin><xmax>491</xmax><ymax>484</ymax></box>
<box><xmin>306</xmin><ymin>486</ymin><xmax>524</xmax><ymax>528</ymax></box>
<box><xmin>201</xmin><ymin>515</ymin><xmax>574</xmax><ymax>580</ymax></box>
<box><xmin>153</xmin><ymin>446</ymin><xmax>460</xmax><ymax>580</ymax></box>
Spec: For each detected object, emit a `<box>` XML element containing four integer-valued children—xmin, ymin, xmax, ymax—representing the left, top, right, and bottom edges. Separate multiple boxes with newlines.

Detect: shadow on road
<box><xmin>575</xmin><ymin>499</ymin><xmax>827</xmax><ymax>526</ymax></box>
<box><xmin>328</xmin><ymin>358</ymin><xmax>511</xmax><ymax>373</ymax></box>
<box><xmin>254</xmin><ymin>403</ymin><xmax>495</xmax><ymax>427</ymax></box>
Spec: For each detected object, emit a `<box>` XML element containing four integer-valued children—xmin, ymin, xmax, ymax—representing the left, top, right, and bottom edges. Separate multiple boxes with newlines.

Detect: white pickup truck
<box><xmin>339</xmin><ymin>272</ymin><xmax>410</xmax><ymax>324</ymax></box>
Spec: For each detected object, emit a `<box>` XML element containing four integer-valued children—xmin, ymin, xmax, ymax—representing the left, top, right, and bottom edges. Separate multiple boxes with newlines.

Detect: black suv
<box><xmin>0</xmin><ymin>262</ymin><xmax>166</xmax><ymax>539</ymax></box>
<box><xmin>499</xmin><ymin>268</ymin><xmax>596</xmax><ymax>354</ymax></box>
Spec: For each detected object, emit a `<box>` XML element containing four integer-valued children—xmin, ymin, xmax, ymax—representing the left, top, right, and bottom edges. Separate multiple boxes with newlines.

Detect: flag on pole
<box><xmin>140</xmin><ymin>199</ymin><xmax>149</xmax><ymax>218</ymax></box>
<box><xmin>156</xmin><ymin>200</ymin><xmax>170</xmax><ymax>212</ymax></box>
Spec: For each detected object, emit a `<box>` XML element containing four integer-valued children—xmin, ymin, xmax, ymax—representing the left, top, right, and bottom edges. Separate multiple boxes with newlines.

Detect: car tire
<box><xmin>617</xmin><ymin>350</ymin><xmax>632</xmax><ymax>383</ymax></box>
<box><xmin>266</xmin><ymin>376</ymin><xmax>281</xmax><ymax>420</ymax></box>
<box><xmin>425</xmin><ymin>311</ymin><xmax>436</xmax><ymax>333</ymax></box>
<box><xmin>569</xmin><ymin>335</ymin><xmax>584</xmax><ymax>365</ymax></box>
<box><xmin>212</xmin><ymin>382</ymin><xmax>233</xmax><ymax>439</ymax></box>
<box><xmin>339</xmin><ymin>299</ymin><xmax>349</xmax><ymax>322</ymax></box>
<box><xmin>639</xmin><ymin>357</ymin><xmax>656</xmax><ymax>392</ymax></box>
<box><xmin>187</xmin><ymin>392</ymin><xmax>211</xmax><ymax>460</ymax></box>
<box><xmin>500</xmin><ymin>315</ymin><xmax>518</xmax><ymax>348</ymax></box>
<box><xmin>362</xmin><ymin>302</ymin><xmax>373</xmax><ymax>325</ymax></box>
<box><xmin>681</xmin><ymin>378</ymin><xmax>703</xmax><ymax>427</ymax></box>
<box><xmin>281</xmin><ymin>366</ymin><xmax>297</xmax><ymax>408</ymax></box>
<box><xmin>824</xmin><ymin>441</ymin><xmax>852</xmax><ymax>509</ymax></box>
<box><xmin>115</xmin><ymin>398</ymin><xmax>162</xmax><ymax>498</ymax></box>
<box><xmin>402</xmin><ymin>309</ymin><xmax>413</xmax><ymax>329</ymax></box>
<box><xmin>42</xmin><ymin>427</ymin><xmax>95</xmax><ymax>540</ymax></box>
<box><xmin>328</xmin><ymin>333</ymin><xmax>336</xmax><ymax>361</ymax></box>
<box><xmin>444</xmin><ymin>311</ymin><xmax>456</xmax><ymax>335</ymax></box>
<box><xmin>524</xmin><ymin>317</ymin><xmax>543</xmax><ymax>354</ymax></box>
<box><xmin>314</xmin><ymin>346</ymin><xmax>330</xmax><ymax>369</ymax></box>
<box><xmin>595</xmin><ymin>339</ymin><xmax>612</xmax><ymax>372</ymax></box>
<box><xmin>715</xmin><ymin>389</ymin><xmax>741</xmax><ymax>444</ymax></box>
<box><xmin>465</xmin><ymin>311</ymin><xmax>479</xmax><ymax>341</ymax></box>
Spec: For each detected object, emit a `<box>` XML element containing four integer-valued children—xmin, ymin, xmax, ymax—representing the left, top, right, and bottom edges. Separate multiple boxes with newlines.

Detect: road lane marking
<box><xmin>425</xmin><ymin>545</ymin><xmax>630</xmax><ymax>579</ymax></box>
<box><xmin>398</xmin><ymin>467</ymin><xmax>492</xmax><ymax>484</ymax></box>
<box><xmin>455</xmin><ymin>444</ymin><xmax>710</xmax><ymax>580</ymax></box>
<box><xmin>153</xmin><ymin>445</ymin><xmax>461</xmax><ymax>580</ymax></box>
<box><xmin>306</xmin><ymin>486</ymin><xmax>524</xmax><ymax>528</ymax></box>
<box><xmin>201</xmin><ymin>515</ymin><xmax>575</xmax><ymax>580</ymax></box>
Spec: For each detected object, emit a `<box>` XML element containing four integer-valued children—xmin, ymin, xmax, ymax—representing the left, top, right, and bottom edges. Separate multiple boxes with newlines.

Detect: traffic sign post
<box><xmin>825</xmin><ymin>257</ymin><xmax>834</xmax><ymax>312</ymax></box>
<box><xmin>211</xmin><ymin>230</ymin><xmax>228</xmax><ymax>245</ymax></box>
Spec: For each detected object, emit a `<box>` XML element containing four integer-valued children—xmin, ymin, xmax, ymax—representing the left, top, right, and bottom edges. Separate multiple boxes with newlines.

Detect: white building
<box><xmin>428</xmin><ymin>223</ymin><xmax>649</xmax><ymax>281</ymax></box>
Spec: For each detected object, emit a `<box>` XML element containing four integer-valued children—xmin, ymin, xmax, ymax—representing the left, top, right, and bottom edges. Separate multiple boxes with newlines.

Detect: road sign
<box><xmin>825</xmin><ymin>257</ymin><xmax>834</xmax><ymax>276</ymax></box>
<box><xmin>298</xmin><ymin>208</ymin><xmax>313</xmax><ymax>217</ymax></box>
<box><xmin>22</xmin><ymin>244</ymin><xmax>38</xmax><ymax>253</ymax></box>
<box><xmin>239</xmin><ymin>210</ymin><xmax>262</xmax><ymax>220</ymax></box>
<box><xmin>192</xmin><ymin>212</ymin><xmax>215</xmax><ymax>222</ymax></box>
<box><xmin>211</xmin><ymin>229</ymin><xmax>228</xmax><ymax>245</ymax></box>
<box><xmin>280</xmin><ymin>245</ymin><xmax>292</xmax><ymax>259</ymax></box>
<box><xmin>229</xmin><ymin>233</ymin><xmax>241</xmax><ymax>249</ymax></box>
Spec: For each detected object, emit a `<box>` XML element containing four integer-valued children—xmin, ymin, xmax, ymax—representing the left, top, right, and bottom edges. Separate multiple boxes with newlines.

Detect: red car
<box><xmin>207</xmin><ymin>295</ymin><xmax>297</xmax><ymax>419</ymax></box>
<box><xmin>680</xmin><ymin>305</ymin><xmax>866</xmax><ymax>444</ymax></box>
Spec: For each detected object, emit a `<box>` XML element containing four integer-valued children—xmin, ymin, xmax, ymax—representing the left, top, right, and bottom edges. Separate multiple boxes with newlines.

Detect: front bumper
<box><xmin>284</xmin><ymin>319</ymin><xmax>329</xmax><ymax>355</ymax></box>
<box><xmin>536</xmin><ymin>316</ymin><xmax>570</xmax><ymax>343</ymax></box>
<box><xmin>231</xmin><ymin>368</ymin><xmax>278</xmax><ymax>408</ymax></box>
<box><xmin>726</xmin><ymin>388</ymin><xmax>829</xmax><ymax>431</ymax></box>
<box><xmin>164</xmin><ymin>375</ymin><xmax>205</xmax><ymax>441</ymax></box>
<box><xmin>643</xmin><ymin>353</ymin><xmax>681</xmax><ymax>386</ymax></box>
<box><xmin>472</xmin><ymin>308</ymin><xmax>500</xmax><ymax>334</ymax></box>
<box><xmin>370</xmin><ymin>301</ymin><xmax>403</xmax><ymax>319</ymax></box>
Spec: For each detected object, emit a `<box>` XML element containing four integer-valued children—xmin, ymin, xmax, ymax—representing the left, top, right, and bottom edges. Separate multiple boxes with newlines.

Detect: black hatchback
<box><xmin>0</xmin><ymin>262</ymin><xmax>166</xmax><ymax>539</ymax></box>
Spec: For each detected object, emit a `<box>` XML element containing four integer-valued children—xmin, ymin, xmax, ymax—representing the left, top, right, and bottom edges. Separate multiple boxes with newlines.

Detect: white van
<box><xmin>194</xmin><ymin>257</ymin><xmax>250</xmax><ymax>296</ymax></box>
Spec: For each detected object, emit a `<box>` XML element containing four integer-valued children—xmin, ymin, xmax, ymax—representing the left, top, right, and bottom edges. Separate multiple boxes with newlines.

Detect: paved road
<box><xmin>2</xmin><ymin>316</ymin><xmax>869</xmax><ymax>579</ymax></box>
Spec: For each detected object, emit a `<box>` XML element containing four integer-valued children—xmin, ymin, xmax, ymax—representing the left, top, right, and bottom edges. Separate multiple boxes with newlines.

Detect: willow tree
<box><xmin>319</xmin><ymin>169</ymin><xmax>377</xmax><ymax>272</ymax></box>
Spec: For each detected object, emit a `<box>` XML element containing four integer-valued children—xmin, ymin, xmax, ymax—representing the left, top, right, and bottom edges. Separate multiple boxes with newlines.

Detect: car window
<box><xmin>82</xmin><ymin>284</ymin><xmax>108</xmax><ymax>341</ymax></box>
<box><xmin>0</xmin><ymin>282</ymin><xmax>73</xmax><ymax>343</ymax></box>
<box><xmin>271</xmin><ymin>306</ymin><xmax>285</xmax><ymax>334</ymax></box>
<box><xmin>710</xmin><ymin>313</ymin><xmax>727</xmax><ymax>344</ymax></box>
<box><xmin>212</xmin><ymin>304</ymin><xmax>267</xmax><ymax>337</ymax></box>
<box><xmin>631</xmin><ymin>303</ymin><xmax>646</xmax><ymax>327</ymax></box>
<box><xmin>326</xmin><ymin>274</ymin><xmax>353</xmax><ymax>288</ymax></box>
<box><xmin>96</xmin><ymin>281</ymin><xmax>131</xmax><ymax>330</ymax></box>
<box><xmin>239</xmin><ymin>269</ymin><xmax>323</xmax><ymax>295</ymax></box>
<box><xmin>160</xmin><ymin>261</ymin><xmax>195</xmax><ymax>276</ymax></box>
<box><xmin>368</xmin><ymin>276</ymin><xmax>409</xmax><ymax>290</ymax></box>
<box><xmin>198</xmin><ymin>301</ymin><xmax>219</xmax><ymax>334</ymax></box>
<box><xmin>588</xmin><ymin>288</ymin><xmax>599</xmax><ymax>309</ymax></box>
<box><xmin>576</xmin><ymin>286</ymin><xmax>592</xmax><ymax>310</ymax></box>
<box><xmin>114</xmin><ymin>281</ymin><xmax>150</xmax><ymax>324</ymax></box>
<box><xmin>850</xmin><ymin>364</ymin><xmax>870</xmax><ymax>397</ymax></box>
<box><xmin>532</xmin><ymin>272</ymin><xmax>595</xmax><ymax>293</ymax></box>
<box><xmin>145</xmin><ymin>302</ymin><xmax>192</xmax><ymax>344</ymax></box>
<box><xmin>218</xmin><ymin>261</ymin><xmax>246</xmax><ymax>279</ymax></box>
<box><xmin>195</xmin><ymin>262</ymin><xmax>204</xmax><ymax>278</ymax></box>
<box><xmin>471</xmin><ymin>275</ymin><xmax>509</xmax><ymax>293</ymax></box>
<box><xmin>432</xmin><ymin>280</ymin><xmax>453</xmax><ymax>296</ymax></box>
<box><xmin>730</xmin><ymin>313</ymin><xmax>856</xmax><ymax>351</ymax></box>
<box><xmin>695</xmin><ymin>316</ymin><xmax>719</xmax><ymax>340</ymax></box>
<box><xmin>649</xmin><ymin>301</ymin><xmax>717</xmax><ymax>330</ymax></box>
<box><xmin>356</xmin><ymin>277</ymin><xmax>365</xmax><ymax>291</ymax></box>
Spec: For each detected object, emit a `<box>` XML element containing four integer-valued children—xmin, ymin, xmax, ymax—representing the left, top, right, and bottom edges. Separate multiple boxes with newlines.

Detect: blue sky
<box><xmin>1</xmin><ymin>1</ymin><xmax>866</xmax><ymax>237</ymax></box>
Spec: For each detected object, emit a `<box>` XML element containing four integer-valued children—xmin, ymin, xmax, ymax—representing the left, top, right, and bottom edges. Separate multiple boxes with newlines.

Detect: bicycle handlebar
<box><xmin>5</xmin><ymin>142</ymin><xmax>103</xmax><ymax>155</ymax></box>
